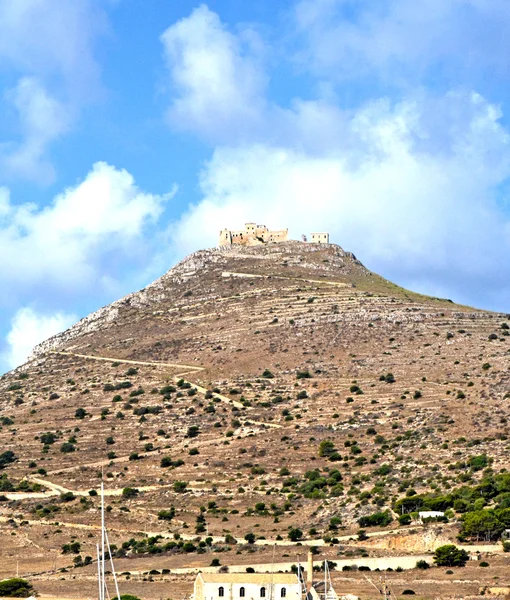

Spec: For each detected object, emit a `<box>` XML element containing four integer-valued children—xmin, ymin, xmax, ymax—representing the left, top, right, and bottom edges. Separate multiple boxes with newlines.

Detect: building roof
<box><xmin>197</xmin><ymin>573</ymin><xmax>299</xmax><ymax>585</ymax></box>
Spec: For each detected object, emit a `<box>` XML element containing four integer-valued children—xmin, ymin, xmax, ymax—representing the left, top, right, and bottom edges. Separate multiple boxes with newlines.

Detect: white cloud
<box><xmin>0</xmin><ymin>161</ymin><xmax>175</xmax><ymax>303</ymax></box>
<box><xmin>174</xmin><ymin>91</ymin><xmax>510</xmax><ymax>311</ymax></box>
<box><xmin>4</xmin><ymin>307</ymin><xmax>76</xmax><ymax>369</ymax></box>
<box><xmin>0</xmin><ymin>0</ymin><xmax>107</xmax><ymax>180</ymax></box>
<box><xmin>292</xmin><ymin>0</ymin><xmax>510</xmax><ymax>83</ymax></box>
<box><xmin>0</xmin><ymin>0</ymin><xmax>105</xmax><ymax>97</ymax></box>
<box><xmin>1</xmin><ymin>77</ymin><xmax>72</xmax><ymax>183</ymax></box>
<box><xmin>160</xmin><ymin>4</ymin><xmax>266</xmax><ymax>141</ymax></box>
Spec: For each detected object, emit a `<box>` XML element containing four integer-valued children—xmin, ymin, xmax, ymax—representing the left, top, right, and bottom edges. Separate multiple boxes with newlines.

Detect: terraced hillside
<box><xmin>0</xmin><ymin>241</ymin><xmax>509</xmax><ymax>600</ymax></box>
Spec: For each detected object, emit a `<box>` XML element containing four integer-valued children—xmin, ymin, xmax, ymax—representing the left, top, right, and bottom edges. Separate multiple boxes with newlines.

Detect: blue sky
<box><xmin>1</xmin><ymin>0</ymin><xmax>510</xmax><ymax>372</ymax></box>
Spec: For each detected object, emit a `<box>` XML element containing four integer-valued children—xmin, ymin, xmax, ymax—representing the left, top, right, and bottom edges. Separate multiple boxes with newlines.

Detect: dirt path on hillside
<box><xmin>54</xmin><ymin>351</ymin><xmax>246</xmax><ymax>409</ymax></box>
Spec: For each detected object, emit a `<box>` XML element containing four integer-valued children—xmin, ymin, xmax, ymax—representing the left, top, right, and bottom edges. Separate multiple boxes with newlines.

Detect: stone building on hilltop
<box><xmin>219</xmin><ymin>223</ymin><xmax>289</xmax><ymax>247</ymax></box>
<box><xmin>218</xmin><ymin>223</ymin><xmax>329</xmax><ymax>247</ymax></box>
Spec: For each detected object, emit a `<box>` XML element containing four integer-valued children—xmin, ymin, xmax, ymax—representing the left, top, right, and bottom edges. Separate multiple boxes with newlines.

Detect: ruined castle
<box><xmin>219</xmin><ymin>223</ymin><xmax>329</xmax><ymax>246</ymax></box>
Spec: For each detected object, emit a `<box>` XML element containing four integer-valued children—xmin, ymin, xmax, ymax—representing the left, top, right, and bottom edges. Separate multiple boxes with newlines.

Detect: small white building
<box><xmin>193</xmin><ymin>573</ymin><xmax>301</xmax><ymax>600</ymax></box>
<box><xmin>310</xmin><ymin>233</ymin><xmax>329</xmax><ymax>244</ymax></box>
<box><xmin>418</xmin><ymin>511</ymin><xmax>445</xmax><ymax>521</ymax></box>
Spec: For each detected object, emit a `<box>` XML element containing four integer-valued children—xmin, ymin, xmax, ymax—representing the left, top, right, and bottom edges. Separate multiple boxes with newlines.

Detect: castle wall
<box><xmin>219</xmin><ymin>224</ymin><xmax>319</xmax><ymax>246</ymax></box>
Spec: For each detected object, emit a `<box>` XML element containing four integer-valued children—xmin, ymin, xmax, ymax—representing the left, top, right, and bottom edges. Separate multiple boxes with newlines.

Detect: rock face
<box><xmin>30</xmin><ymin>241</ymin><xmax>369</xmax><ymax>360</ymax></box>
<box><xmin>0</xmin><ymin>240</ymin><xmax>509</xmax><ymax>599</ymax></box>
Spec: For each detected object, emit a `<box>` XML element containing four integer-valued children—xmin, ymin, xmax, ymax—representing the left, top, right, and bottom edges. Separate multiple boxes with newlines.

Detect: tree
<box><xmin>461</xmin><ymin>510</ymin><xmax>505</xmax><ymax>542</ymax></box>
<box><xmin>288</xmin><ymin>528</ymin><xmax>303</xmax><ymax>542</ymax></box>
<box><xmin>74</xmin><ymin>408</ymin><xmax>87</xmax><ymax>419</ymax></box>
<box><xmin>318</xmin><ymin>440</ymin><xmax>336</xmax><ymax>458</ymax></box>
<box><xmin>433</xmin><ymin>545</ymin><xmax>469</xmax><ymax>567</ymax></box>
<box><xmin>0</xmin><ymin>578</ymin><xmax>35</xmax><ymax>597</ymax></box>
<box><xmin>244</xmin><ymin>533</ymin><xmax>256</xmax><ymax>544</ymax></box>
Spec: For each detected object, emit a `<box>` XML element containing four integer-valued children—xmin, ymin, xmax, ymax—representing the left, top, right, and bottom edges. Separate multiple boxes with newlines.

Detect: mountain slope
<box><xmin>0</xmin><ymin>241</ymin><xmax>509</xmax><ymax>599</ymax></box>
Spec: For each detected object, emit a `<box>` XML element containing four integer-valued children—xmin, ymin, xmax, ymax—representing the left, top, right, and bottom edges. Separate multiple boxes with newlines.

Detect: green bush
<box><xmin>0</xmin><ymin>451</ymin><xmax>17</xmax><ymax>470</ymax></box>
<box><xmin>0</xmin><ymin>578</ymin><xmax>35</xmax><ymax>597</ymax></box>
<box><xmin>433</xmin><ymin>545</ymin><xmax>469</xmax><ymax>567</ymax></box>
<box><xmin>122</xmin><ymin>487</ymin><xmax>139</xmax><ymax>498</ymax></box>
<box><xmin>358</xmin><ymin>511</ymin><xmax>392</xmax><ymax>528</ymax></box>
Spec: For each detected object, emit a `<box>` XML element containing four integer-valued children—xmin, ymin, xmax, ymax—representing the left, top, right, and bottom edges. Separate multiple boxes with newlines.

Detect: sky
<box><xmin>1</xmin><ymin>0</ymin><xmax>510</xmax><ymax>372</ymax></box>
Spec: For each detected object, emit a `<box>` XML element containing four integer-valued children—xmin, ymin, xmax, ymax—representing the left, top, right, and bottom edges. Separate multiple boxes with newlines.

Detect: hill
<box><xmin>0</xmin><ymin>241</ymin><xmax>509</xmax><ymax>600</ymax></box>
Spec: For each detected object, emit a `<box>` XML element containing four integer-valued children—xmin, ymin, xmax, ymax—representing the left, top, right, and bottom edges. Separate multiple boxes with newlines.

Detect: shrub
<box><xmin>173</xmin><ymin>481</ymin><xmax>187</xmax><ymax>493</ymax></box>
<box><xmin>122</xmin><ymin>487</ymin><xmax>139</xmax><ymax>499</ymax></box>
<box><xmin>416</xmin><ymin>560</ymin><xmax>430</xmax><ymax>570</ymax></box>
<box><xmin>262</xmin><ymin>370</ymin><xmax>274</xmax><ymax>379</ymax></box>
<box><xmin>0</xmin><ymin>578</ymin><xmax>35</xmax><ymax>597</ymax></box>
<box><xmin>60</xmin><ymin>442</ymin><xmax>75</xmax><ymax>453</ymax></box>
<box><xmin>288</xmin><ymin>528</ymin><xmax>303</xmax><ymax>541</ymax></box>
<box><xmin>358</xmin><ymin>511</ymin><xmax>392</xmax><ymax>528</ymax></box>
<box><xmin>158</xmin><ymin>508</ymin><xmax>175</xmax><ymax>521</ymax></box>
<box><xmin>186</xmin><ymin>426</ymin><xmax>200</xmax><ymax>438</ymax></box>
<box><xmin>0</xmin><ymin>451</ymin><xmax>17</xmax><ymax>470</ymax></box>
<box><xmin>74</xmin><ymin>408</ymin><xmax>87</xmax><ymax>419</ymax></box>
<box><xmin>62</xmin><ymin>541</ymin><xmax>81</xmax><ymax>554</ymax></box>
<box><xmin>399</xmin><ymin>514</ymin><xmax>412</xmax><ymax>526</ymax></box>
<box><xmin>297</xmin><ymin>370</ymin><xmax>312</xmax><ymax>379</ymax></box>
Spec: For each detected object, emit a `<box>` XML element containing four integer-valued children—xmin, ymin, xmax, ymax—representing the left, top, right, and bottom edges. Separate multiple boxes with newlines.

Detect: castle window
<box><xmin>219</xmin><ymin>588</ymin><xmax>224</xmax><ymax>597</ymax></box>
<box><xmin>261</xmin><ymin>588</ymin><xmax>266</xmax><ymax>598</ymax></box>
<box><xmin>281</xmin><ymin>589</ymin><xmax>286</xmax><ymax>598</ymax></box>
<box><xmin>240</xmin><ymin>588</ymin><xmax>246</xmax><ymax>597</ymax></box>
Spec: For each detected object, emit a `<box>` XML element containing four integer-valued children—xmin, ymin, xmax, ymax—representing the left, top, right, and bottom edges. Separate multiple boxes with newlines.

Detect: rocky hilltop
<box><xmin>0</xmin><ymin>241</ymin><xmax>509</xmax><ymax>600</ymax></box>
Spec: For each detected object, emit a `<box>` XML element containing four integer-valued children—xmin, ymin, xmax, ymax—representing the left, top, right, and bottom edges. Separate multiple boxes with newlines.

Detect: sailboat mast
<box><xmin>101</xmin><ymin>481</ymin><xmax>106</xmax><ymax>600</ymax></box>
<box><xmin>97</xmin><ymin>544</ymin><xmax>102</xmax><ymax>600</ymax></box>
<box><xmin>105</xmin><ymin>527</ymin><xmax>121</xmax><ymax>600</ymax></box>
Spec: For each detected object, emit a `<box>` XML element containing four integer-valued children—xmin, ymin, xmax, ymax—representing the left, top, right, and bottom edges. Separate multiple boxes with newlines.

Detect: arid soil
<box><xmin>0</xmin><ymin>241</ymin><xmax>508</xmax><ymax>599</ymax></box>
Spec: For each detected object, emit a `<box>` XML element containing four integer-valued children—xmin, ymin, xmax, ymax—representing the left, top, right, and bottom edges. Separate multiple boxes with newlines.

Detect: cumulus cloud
<box><xmin>160</xmin><ymin>4</ymin><xmax>267</xmax><ymax>141</ymax></box>
<box><xmin>0</xmin><ymin>161</ymin><xmax>175</xmax><ymax>306</ymax></box>
<box><xmin>1</xmin><ymin>77</ymin><xmax>72</xmax><ymax>183</ymax></box>
<box><xmin>4</xmin><ymin>307</ymin><xmax>76</xmax><ymax>370</ymax></box>
<box><xmin>0</xmin><ymin>0</ymin><xmax>107</xmax><ymax>180</ymax></box>
<box><xmin>174</xmin><ymin>91</ymin><xmax>510</xmax><ymax>311</ymax></box>
<box><xmin>0</xmin><ymin>0</ymin><xmax>105</xmax><ymax>97</ymax></box>
<box><xmin>293</xmin><ymin>0</ymin><xmax>510</xmax><ymax>85</ymax></box>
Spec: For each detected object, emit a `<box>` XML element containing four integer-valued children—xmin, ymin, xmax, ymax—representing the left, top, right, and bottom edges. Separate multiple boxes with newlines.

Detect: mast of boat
<box><xmin>323</xmin><ymin>560</ymin><xmax>327</xmax><ymax>600</ymax></box>
<box><xmin>97</xmin><ymin>545</ymin><xmax>102</xmax><ymax>600</ymax></box>
<box><xmin>269</xmin><ymin>543</ymin><xmax>276</xmax><ymax>600</ymax></box>
<box><xmin>101</xmin><ymin>480</ymin><xmax>106</xmax><ymax>600</ymax></box>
